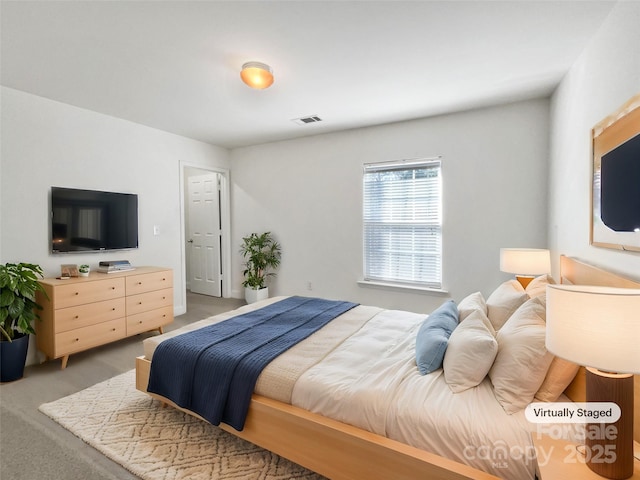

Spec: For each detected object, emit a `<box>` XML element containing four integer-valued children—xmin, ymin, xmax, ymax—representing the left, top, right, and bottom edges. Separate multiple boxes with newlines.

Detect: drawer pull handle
<box><xmin>162</xmin><ymin>296</ymin><xmax>166</xmax><ymax>300</ymax></box>
<box><xmin>74</xmin><ymin>315</ymin><xmax>79</xmax><ymax>319</ymax></box>
<box><xmin>112</xmin><ymin>328</ymin><xmax>116</xmax><ymax>332</ymax></box>
<box><xmin>138</xmin><ymin>281</ymin><xmax>143</xmax><ymax>285</ymax></box>
<box><xmin>75</xmin><ymin>338</ymin><xmax>79</xmax><ymax>342</ymax></box>
<box><xmin>75</xmin><ymin>292</ymin><xmax>79</xmax><ymax>296</ymax></box>
<box><xmin>139</xmin><ymin>320</ymin><xmax>143</xmax><ymax>324</ymax></box>
<box><xmin>163</xmin><ymin>278</ymin><xmax>166</xmax><ymax>281</ymax></box>
<box><xmin>162</xmin><ymin>314</ymin><xmax>166</xmax><ymax>318</ymax></box>
<box><xmin>112</xmin><ymin>308</ymin><xmax>116</xmax><ymax>311</ymax></box>
<box><xmin>138</xmin><ymin>301</ymin><xmax>143</xmax><ymax>305</ymax></box>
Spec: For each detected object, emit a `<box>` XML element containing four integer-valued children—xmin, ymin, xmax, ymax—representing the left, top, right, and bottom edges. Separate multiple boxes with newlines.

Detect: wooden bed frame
<box><xmin>135</xmin><ymin>255</ymin><xmax>639</xmax><ymax>479</ymax></box>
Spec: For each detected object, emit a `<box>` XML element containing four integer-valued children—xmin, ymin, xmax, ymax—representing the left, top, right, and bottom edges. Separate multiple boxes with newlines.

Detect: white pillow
<box><xmin>535</xmin><ymin>357</ymin><xmax>580</xmax><ymax>402</ymax></box>
<box><xmin>486</xmin><ymin>279</ymin><xmax>528</xmax><ymax>330</ymax></box>
<box><xmin>526</xmin><ymin>274</ymin><xmax>556</xmax><ymax>299</ymax></box>
<box><xmin>489</xmin><ymin>296</ymin><xmax>554</xmax><ymax>414</ymax></box>
<box><xmin>443</xmin><ymin>309</ymin><xmax>497</xmax><ymax>393</ymax></box>
<box><xmin>457</xmin><ymin>291</ymin><xmax>487</xmax><ymax>322</ymax></box>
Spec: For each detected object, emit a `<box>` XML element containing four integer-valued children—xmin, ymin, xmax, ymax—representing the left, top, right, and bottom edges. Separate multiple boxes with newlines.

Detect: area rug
<box><xmin>39</xmin><ymin>370</ymin><xmax>325</xmax><ymax>480</ymax></box>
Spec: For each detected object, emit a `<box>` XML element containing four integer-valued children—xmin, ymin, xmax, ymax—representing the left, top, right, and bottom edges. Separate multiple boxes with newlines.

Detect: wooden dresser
<box><xmin>36</xmin><ymin>267</ymin><xmax>173</xmax><ymax>369</ymax></box>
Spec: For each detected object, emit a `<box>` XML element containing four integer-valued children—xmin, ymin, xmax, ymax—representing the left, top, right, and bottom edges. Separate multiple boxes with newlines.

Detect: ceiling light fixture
<box><xmin>240</xmin><ymin>61</ymin><xmax>274</xmax><ymax>89</ymax></box>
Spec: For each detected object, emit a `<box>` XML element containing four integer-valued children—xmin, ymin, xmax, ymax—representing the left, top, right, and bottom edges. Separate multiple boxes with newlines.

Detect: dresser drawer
<box><xmin>126</xmin><ymin>288</ymin><xmax>172</xmax><ymax>316</ymax></box>
<box><xmin>126</xmin><ymin>270</ymin><xmax>172</xmax><ymax>296</ymax></box>
<box><xmin>55</xmin><ymin>318</ymin><xmax>126</xmax><ymax>356</ymax></box>
<box><xmin>53</xmin><ymin>278</ymin><xmax>125</xmax><ymax>309</ymax></box>
<box><xmin>55</xmin><ymin>298</ymin><xmax>125</xmax><ymax>333</ymax></box>
<box><xmin>127</xmin><ymin>305</ymin><xmax>173</xmax><ymax>336</ymax></box>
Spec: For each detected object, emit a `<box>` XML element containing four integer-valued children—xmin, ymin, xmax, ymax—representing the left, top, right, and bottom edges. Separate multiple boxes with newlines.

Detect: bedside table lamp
<box><xmin>546</xmin><ymin>284</ymin><xmax>640</xmax><ymax>480</ymax></box>
<box><xmin>499</xmin><ymin>248</ymin><xmax>550</xmax><ymax>288</ymax></box>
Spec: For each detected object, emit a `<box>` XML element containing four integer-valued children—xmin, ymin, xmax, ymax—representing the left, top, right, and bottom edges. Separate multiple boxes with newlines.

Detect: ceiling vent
<box><xmin>291</xmin><ymin>115</ymin><xmax>323</xmax><ymax>126</ymax></box>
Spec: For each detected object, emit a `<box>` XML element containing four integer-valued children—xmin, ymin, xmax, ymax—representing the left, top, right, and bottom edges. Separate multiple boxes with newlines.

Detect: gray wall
<box><xmin>549</xmin><ymin>1</ymin><xmax>640</xmax><ymax>279</ymax></box>
<box><xmin>0</xmin><ymin>86</ymin><xmax>231</xmax><ymax>316</ymax></box>
<box><xmin>231</xmin><ymin>98</ymin><xmax>551</xmax><ymax>313</ymax></box>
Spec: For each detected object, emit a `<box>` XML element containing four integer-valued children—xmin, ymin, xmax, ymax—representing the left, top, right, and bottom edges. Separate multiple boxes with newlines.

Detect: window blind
<box><xmin>363</xmin><ymin>159</ymin><xmax>442</xmax><ymax>289</ymax></box>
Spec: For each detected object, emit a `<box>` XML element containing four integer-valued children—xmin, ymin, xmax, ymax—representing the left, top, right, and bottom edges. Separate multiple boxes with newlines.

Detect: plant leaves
<box><xmin>0</xmin><ymin>289</ymin><xmax>15</xmax><ymax>307</ymax></box>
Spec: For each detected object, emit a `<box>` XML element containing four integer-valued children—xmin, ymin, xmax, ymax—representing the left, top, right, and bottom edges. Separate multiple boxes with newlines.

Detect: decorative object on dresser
<box><xmin>240</xmin><ymin>232</ymin><xmax>281</xmax><ymax>304</ymax></box>
<box><xmin>97</xmin><ymin>260</ymin><xmax>134</xmax><ymax>273</ymax></box>
<box><xmin>36</xmin><ymin>267</ymin><xmax>173</xmax><ymax>369</ymax></box>
<box><xmin>546</xmin><ymin>284</ymin><xmax>640</xmax><ymax>480</ymax></box>
<box><xmin>60</xmin><ymin>264</ymin><xmax>78</xmax><ymax>278</ymax></box>
<box><xmin>0</xmin><ymin>262</ymin><xmax>47</xmax><ymax>382</ymax></box>
<box><xmin>499</xmin><ymin>248</ymin><xmax>550</xmax><ymax>288</ymax></box>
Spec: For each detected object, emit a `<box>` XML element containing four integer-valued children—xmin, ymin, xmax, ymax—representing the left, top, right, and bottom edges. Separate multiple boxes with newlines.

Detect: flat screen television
<box><xmin>50</xmin><ymin>187</ymin><xmax>139</xmax><ymax>253</ymax></box>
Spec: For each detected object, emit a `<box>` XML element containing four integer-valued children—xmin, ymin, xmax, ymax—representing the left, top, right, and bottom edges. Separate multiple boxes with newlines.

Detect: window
<box><xmin>363</xmin><ymin>159</ymin><xmax>442</xmax><ymax>289</ymax></box>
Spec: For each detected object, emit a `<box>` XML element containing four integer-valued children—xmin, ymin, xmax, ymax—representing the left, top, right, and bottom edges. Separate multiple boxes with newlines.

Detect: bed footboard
<box><xmin>135</xmin><ymin>356</ymin><xmax>497</xmax><ymax>480</ymax></box>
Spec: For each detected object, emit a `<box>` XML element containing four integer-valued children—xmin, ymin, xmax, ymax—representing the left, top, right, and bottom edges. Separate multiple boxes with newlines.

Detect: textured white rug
<box><xmin>39</xmin><ymin>370</ymin><xmax>325</xmax><ymax>480</ymax></box>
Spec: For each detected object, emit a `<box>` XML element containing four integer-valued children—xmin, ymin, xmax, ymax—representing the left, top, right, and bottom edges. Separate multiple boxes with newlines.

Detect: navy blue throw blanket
<box><xmin>147</xmin><ymin>296</ymin><xmax>358</xmax><ymax>431</ymax></box>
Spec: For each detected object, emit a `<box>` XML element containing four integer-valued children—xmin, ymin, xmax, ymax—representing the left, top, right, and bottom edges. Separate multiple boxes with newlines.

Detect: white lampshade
<box><xmin>499</xmin><ymin>248</ymin><xmax>550</xmax><ymax>275</ymax></box>
<box><xmin>546</xmin><ymin>284</ymin><xmax>640</xmax><ymax>374</ymax></box>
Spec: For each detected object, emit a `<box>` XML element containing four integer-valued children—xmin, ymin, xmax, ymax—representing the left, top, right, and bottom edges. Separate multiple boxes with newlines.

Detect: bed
<box><xmin>135</xmin><ymin>256</ymin><xmax>640</xmax><ymax>480</ymax></box>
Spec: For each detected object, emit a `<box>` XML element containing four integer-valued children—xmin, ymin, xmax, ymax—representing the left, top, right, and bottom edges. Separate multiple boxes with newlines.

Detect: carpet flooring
<box><xmin>39</xmin><ymin>370</ymin><xmax>325</xmax><ymax>480</ymax></box>
<box><xmin>2</xmin><ymin>293</ymin><xmax>325</xmax><ymax>479</ymax></box>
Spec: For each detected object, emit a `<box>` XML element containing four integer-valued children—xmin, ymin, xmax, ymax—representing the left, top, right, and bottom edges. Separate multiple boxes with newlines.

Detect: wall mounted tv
<box><xmin>50</xmin><ymin>187</ymin><xmax>139</xmax><ymax>254</ymax></box>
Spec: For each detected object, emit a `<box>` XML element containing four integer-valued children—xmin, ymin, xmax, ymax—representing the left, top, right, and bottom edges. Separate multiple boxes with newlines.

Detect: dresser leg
<box><xmin>61</xmin><ymin>355</ymin><xmax>69</xmax><ymax>369</ymax></box>
<box><xmin>157</xmin><ymin>326</ymin><xmax>164</xmax><ymax>334</ymax></box>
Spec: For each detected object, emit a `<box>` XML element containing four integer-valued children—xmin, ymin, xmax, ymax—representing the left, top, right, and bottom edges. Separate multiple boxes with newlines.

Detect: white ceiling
<box><xmin>1</xmin><ymin>1</ymin><xmax>616</xmax><ymax>149</ymax></box>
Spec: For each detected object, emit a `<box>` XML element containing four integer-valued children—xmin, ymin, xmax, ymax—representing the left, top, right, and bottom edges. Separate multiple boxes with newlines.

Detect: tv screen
<box><xmin>50</xmin><ymin>187</ymin><xmax>139</xmax><ymax>253</ymax></box>
<box><xmin>600</xmin><ymin>133</ymin><xmax>640</xmax><ymax>232</ymax></box>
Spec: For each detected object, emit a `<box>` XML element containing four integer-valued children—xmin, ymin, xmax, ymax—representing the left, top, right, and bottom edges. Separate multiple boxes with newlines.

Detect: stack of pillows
<box><xmin>415</xmin><ymin>275</ymin><xmax>580</xmax><ymax>414</ymax></box>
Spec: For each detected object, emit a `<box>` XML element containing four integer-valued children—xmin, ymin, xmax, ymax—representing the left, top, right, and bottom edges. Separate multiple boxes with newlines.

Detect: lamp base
<box><xmin>585</xmin><ymin>367</ymin><xmax>634</xmax><ymax>479</ymax></box>
<box><xmin>515</xmin><ymin>275</ymin><xmax>534</xmax><ymax>289</ymax></box>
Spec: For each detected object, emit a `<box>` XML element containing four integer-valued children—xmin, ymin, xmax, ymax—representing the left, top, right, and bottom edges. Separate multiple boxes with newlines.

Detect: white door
<box><xmin>188</xmin><ymin>173</ymin><xmax>222</xmax><ymax>297</ymax></box>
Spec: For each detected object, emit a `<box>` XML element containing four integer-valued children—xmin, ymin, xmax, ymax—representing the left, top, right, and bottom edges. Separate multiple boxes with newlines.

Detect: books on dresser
<box><xmin>97</xmin><ymin>260</ymin><xmax>134</xmax><ymax>273</ymax></box>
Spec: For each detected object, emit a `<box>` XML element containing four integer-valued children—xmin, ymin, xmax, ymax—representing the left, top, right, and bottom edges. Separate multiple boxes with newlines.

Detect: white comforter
<box><xmin>291</xmin><ymin>308</ymin><xmax>536</xmax><ymax>479</ymax></box>
<box><xmin>145</xmin><ymin>297</ymin><xmax>539</xmax><ymax>480</ymax></box>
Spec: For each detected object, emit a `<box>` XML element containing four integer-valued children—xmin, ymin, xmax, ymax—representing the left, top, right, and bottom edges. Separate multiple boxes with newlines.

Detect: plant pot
<box><xmin>245</xmin><ymin>287</ymin><xmax>269</xmax><ymax>304</ymax></box>
<box><xmin>0</xmin><ymin>333</ymin><xmax>29</xmax><ymax>382</ymax></box>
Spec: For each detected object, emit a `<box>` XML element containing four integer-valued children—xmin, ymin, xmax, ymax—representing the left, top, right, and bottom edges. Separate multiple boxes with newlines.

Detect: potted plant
<box><xmin>79</xmin><ymin>264</ymin><xmax>90</xmax><ymax>277</ymax></box>
<box><xmin>240</xmin><ymin>232</ymin><xmax>282</xmax><ymax>303</ymax></box>
<box><xmin>0</xmin><ymin>262</ymin><xmax>47</xmax><ymax>382</ymax></box>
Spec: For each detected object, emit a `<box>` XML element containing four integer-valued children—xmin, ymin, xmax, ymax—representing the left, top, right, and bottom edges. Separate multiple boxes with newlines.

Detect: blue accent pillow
<box><xmin>415</xmin><ymin>300</ymin><xmax>459</xmax><ymax>375</ymax></box>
